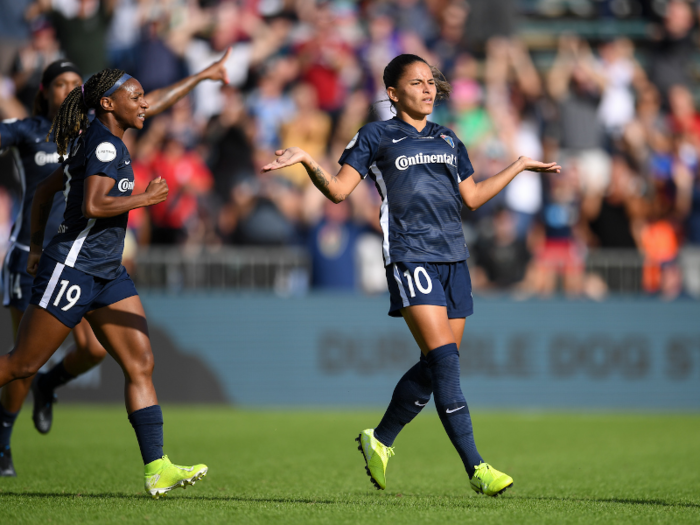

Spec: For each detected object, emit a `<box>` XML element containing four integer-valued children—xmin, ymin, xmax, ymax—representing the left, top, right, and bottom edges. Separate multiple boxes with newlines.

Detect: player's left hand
<box><xmin>201</xmin><ymin>47</ymin><xmax>231</xmax><ymax>84</ymax></box>
<box><xmin>519</xmin><ymin>156</ymin><xmax>561</xmax><ymax>173</ymax></box>
<box><xmin>27</xmin><ymin>251</ymin><xmax>41</xmax><ymax>277</ymax></box>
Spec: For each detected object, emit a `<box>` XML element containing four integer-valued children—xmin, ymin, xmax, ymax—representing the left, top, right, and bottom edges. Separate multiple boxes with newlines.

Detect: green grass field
<box><xmin>1</xmin><ymin>406</ymin><xmax>698</xmax><ymax>524</ymax></box>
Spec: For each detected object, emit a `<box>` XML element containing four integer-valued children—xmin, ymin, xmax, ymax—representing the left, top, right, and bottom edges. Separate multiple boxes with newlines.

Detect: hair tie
<box><xmin>39</xmin><ymin>83</ymin><xmax>44</xmax><ymax>91</ymax></box>
<box><xmin>80</xmin><ymin>84</ymin><xmax>85</xmax><ymax>103</ymax></box>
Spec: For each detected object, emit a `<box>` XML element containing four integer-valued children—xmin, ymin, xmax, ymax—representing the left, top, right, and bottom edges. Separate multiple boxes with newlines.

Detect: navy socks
<box><xmin>38</xmin><ymin>360</ymin><xmax>75</xmax><ymax>394</ymax></box>
<box><xmin>0</xmin><ymin>402</ymin><xmax>18</xmax><ymax>452</ymax></box>
<box><xmin>128</xmin><ymin>405</ymin><xmax>164</xmax><ymax>465</ymax></box>
<box><xmin>427</xmin><ymin>343</ymin><xmax>483</xmax><ymax>478</ymax></box>
<box><xmin>374</xmin><ymin>354</ymin><xmax>432</xmax><ymax>446</ymax></box>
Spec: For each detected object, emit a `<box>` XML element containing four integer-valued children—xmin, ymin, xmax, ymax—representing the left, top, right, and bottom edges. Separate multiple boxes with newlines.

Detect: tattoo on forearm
<box><xmin>305</xmin><ymin>161</ymin><xmax>343</xmax><ymax>202</ymax></box>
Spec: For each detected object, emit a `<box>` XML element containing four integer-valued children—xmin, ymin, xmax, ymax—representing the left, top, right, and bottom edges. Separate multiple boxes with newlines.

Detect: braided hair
<box><xmin>48</xmin><ymin>68</ymin><xmax>126</xmax><ymax>161</ymax></box>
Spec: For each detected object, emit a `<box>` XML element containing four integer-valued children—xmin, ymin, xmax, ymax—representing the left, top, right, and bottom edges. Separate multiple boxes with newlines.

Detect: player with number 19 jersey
<box><xmin>339</xmin><ymin>116</ymin><xmax>475</xmax><ymax>318</ymax></box>
<box><xmin>30</xmin><ymin>118</ymin><xmax>137</xmax><ymax>328</ymax></box>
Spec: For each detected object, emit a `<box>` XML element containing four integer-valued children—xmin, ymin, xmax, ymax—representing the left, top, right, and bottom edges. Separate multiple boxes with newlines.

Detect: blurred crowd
<box><xmin>1</xmin><ymin>0</ymin><xmax>700</xmax><ymax>299</ymax></box>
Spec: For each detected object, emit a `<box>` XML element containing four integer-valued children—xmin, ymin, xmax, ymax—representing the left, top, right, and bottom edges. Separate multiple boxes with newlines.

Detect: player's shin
<box><xmin>374</xmin><ymin>354</ymin><xmax>432</xmax><ymax>446</ymax></box>
<box><xmin>427</xmin><ymin>343</ymin><xmax>483</xmax><ymax>478</ymax></box>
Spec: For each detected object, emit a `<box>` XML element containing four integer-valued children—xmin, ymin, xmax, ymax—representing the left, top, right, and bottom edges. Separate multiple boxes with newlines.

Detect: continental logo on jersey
<box><xmin>118</xmin><ymin>178</ymin><xmax>134</xmax><ymax>192</ymax></box>
<box><xmin>35</xmin><ymin>151</ymin><xmax>61</xmax><ymax>166</ymax></box>
<box><xmin>395</xmin><ymin>153</ymin><xmax>457</xmax><ymax>171</ymax></box>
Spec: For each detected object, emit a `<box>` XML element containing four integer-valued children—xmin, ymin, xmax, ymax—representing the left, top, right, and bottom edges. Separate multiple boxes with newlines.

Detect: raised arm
<box><xmin>82</xmin><ymin>175</ymin><xmax>168</xmax><ymax>219</ymax></box>
<box><xmin>460</xmin><ymin>157</ymin><xmax>560</xmax><ymax>211</ymax></box>
<box><xmin>262</xmin><ymin>147</ymin><xmax>363</xmax><ymax>203</ymax></box>
<box><xmin>27</xmin><ymin>166</ymin><xmax>65</xmax><ymax>275</ymax></box>
<box><xmin>144</xmin><ymin>48</ymin><xmax>231</xmax><ymax>118</ymax></box>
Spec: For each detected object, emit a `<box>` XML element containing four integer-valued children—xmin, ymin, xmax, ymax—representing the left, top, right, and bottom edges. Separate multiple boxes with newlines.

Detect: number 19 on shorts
<box><xmin>53</xmin><ymin>279</ymin><xmax>82</xmax><ymax>311</ymax></box>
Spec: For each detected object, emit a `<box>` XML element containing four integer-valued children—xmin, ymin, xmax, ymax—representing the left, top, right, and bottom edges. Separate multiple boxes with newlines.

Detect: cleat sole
<box><xmin>356</xmin><ymin>435</ymin><xmax>383</xmax><ymax>491</ymax></box>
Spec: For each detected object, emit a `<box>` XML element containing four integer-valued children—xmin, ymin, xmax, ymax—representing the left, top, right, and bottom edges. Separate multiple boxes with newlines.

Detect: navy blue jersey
<box><xmin>0</xmin><ymin>116</ymin><xmax>66</xmax><ymax>250</ymax></box>
<box><xmin>339</xmin><ymin>117</ymin><xmax>473</xmax><ymax>265</ymax></box>
<box><xmin>43</xmin><ymin>119</ymin><xmax>134</xmax><ymax>280</ymax></box>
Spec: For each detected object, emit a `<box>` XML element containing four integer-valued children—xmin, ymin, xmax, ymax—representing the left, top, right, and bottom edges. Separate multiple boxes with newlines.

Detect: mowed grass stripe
<box><xmin>1</xmin><ymin>407</ymin><xmax>698</xmax><ymax>524</ymax></box>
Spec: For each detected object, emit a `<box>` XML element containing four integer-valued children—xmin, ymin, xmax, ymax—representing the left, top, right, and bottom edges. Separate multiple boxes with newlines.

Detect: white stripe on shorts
<box><xmin>39</xmin><ymin>262</ymin><xmax>66</xmax><ymax>308</ymax></box>
<box><xmin>392</xmin><ymin>264</ymin><xmax>410</xmax><ymax>307</ymax></box>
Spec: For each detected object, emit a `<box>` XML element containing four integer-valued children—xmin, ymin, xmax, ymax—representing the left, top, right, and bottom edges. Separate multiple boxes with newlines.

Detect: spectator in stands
<box><xmin>308</xmin><ymin>199</ymin><xmax>361</xmax><ymax>290</ymax></box>
<box><xmin>647</xmin><ymin>0</ymin><xmax>695</xmax><ymax>100</ymax></box>
<box><xmin>279</xmin><ymin>82</ymin><xmax>332</xmax><ymax>188</ymax></box>
<box><xmin>548</xmin><ymin>35</ymin><xmax>610</xmax><ymax>195</ymax></box>
<box><xmin>147</xmin><ymin>130</ymin><xmax>214</xmax><ymax>245</ymax></box>
<box><xmin>472</xmin><ymin>207</ymin><xmax>532</xmax><ymax>291</ymax></box>
<box><xmin>10</xmin><ymin>18</ymin><xmax>63</xmax><ymax>113</ymax></box>
<box><xmin>582</xmin><ymin>155</ymin><xmax>645</xmax><ymax>249</ymax></box>
<box><xmin>530</xmin><ymin>166</ymin><xmax>586</xmax><ymax>296</ymax></box>
<box><xmin>203</xmin><ymin>86</ymin><xmax>256</xmax><ymax>200</ymax></box>
<box><xmin>29</xmin><ymin>0</ymin><xmax>115</xmax><ymax>76</ymax></box>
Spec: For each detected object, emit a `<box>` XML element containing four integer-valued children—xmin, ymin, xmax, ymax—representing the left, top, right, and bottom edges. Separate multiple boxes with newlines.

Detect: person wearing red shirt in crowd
<box><xmin>148</xmin><ymin>135</ymin><xmax>214</xmax><ymax>244</ymax></box>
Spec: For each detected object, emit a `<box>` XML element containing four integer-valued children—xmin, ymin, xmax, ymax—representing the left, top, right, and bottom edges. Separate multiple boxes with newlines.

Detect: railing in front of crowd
<box><xmin>130</xmin><ymin>246</ymin><xmax>700</xmax><ymax>297</ymax></box>
<box><xmin>132</xmin><ymin>246</ymin><xmax>310</xmax><ymax>294</ymax></box>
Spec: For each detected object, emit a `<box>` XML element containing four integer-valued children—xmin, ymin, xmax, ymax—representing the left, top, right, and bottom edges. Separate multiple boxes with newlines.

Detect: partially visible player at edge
<box><xmin>263</xmin><ymin>54</ymin><xmax>560</xmax><ymax>497</ymax></box>
<box><xmin>0</xmin><ymin>54</ymin><xmax>231</xmax><ymax>479</ymax></box>
<box><xmin>0</xmin><ymin>63</ymin><xmax>228</xmax><ymax>496</ymax></box>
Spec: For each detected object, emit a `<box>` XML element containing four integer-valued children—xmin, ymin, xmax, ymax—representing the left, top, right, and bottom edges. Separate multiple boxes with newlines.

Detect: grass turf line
<box><xmin>1</xmin><ymin>406</ymin><xmax>698</xmax><ymax>524</ymax></box>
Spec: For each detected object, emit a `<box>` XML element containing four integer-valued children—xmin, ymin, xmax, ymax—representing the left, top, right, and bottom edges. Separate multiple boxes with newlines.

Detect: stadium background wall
<box><xmin>1</xmin><ymin>294</ymin><xmax>698</xmax><ymax>409</ymax></box>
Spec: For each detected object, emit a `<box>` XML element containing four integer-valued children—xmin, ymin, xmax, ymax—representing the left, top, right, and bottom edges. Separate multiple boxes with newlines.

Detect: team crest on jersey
<box><xmin>440</xmin><ymin>134</ymin><xmax>455</xmax><ymax>148</ymax></box>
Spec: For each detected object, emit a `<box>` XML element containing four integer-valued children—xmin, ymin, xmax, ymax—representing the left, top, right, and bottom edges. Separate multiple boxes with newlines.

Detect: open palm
<box><xmin>261</xmin><ymin>147</ymin><xmax>307</xmax><ymax>172</ymax></box>
<box><xmin>519</xmin><ymin>156</ymin><xmax>561</xmax><ymax>173</ymax></box>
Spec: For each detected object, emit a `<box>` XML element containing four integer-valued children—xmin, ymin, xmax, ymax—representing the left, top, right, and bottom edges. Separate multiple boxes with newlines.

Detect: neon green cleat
<box><xmin>470</xmin><ymin>462</ymin><xmax>513</xmax><ymax>497</ymax></box>
<box><xmin>356</xmin><ymin>429</ymin><xmax>394</xmax><ymax>490</ymax></box>
<box><xmin>144</xmin><ymin>455</ymin><xmax>208</xmax><ymax>499</ymax></box>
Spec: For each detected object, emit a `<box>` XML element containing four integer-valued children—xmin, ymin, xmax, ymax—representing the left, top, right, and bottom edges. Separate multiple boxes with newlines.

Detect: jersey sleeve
<box><xmin>0</xmin><ymin>119</ymin><xmax>27</xmax><ymax>150</ymax></box>
<box><xmin>338</xmin><ymin>123</ymin><xmax>383</xmax><ymax>179</ymax></box>
<box><xmin>456</xmin><ymin>136</ymin><xmax>474</xmax><ymax>183</ymax></box>
<box><xmin>84</xmin><ymin>137</ymin><xmax>122</xmax><ymax>181</ymax></box>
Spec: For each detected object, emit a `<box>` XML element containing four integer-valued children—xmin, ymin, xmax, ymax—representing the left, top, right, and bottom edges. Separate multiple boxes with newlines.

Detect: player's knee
<box><xmin>130</xmin><ymin>348</ymin><xmax>155</xmax><ymax>379</ymax></box>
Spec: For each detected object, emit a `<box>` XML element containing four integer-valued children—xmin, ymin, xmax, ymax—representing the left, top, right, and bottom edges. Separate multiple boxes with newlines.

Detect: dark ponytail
<box><xmin>48</xmin><ymin>68</ymin><xmax>126</xmax><ymax>160</ymax></box>
<box><xmin>382</xmin><ymin>54</ymin><xmax>452</xmax><ymax>109</ymax></box>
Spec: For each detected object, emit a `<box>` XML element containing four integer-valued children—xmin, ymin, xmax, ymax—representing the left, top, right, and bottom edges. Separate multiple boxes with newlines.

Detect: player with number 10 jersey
<box><xmin>263</xmin><ymin>53</ymin><xmax>560</xmax><ymax>497</ymax></box>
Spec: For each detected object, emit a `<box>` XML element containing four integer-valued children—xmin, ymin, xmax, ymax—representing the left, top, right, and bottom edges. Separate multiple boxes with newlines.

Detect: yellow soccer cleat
<box><xmin>470</xmin><ymin>462</ymin><xmax>513</xmax><ymax>497</ymax></box>
<box><xmin>356</xmin><ymin>429</ymin><xmax>394</xmax><ymax>490</ymax></box>
<box><xmin>144</xmin><ymin>455</ymin><xmax>208</xmax><ymax>498</ymax></box>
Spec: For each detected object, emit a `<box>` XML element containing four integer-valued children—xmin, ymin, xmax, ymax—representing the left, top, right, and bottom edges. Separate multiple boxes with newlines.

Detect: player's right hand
<box><xmin>261</xmin><ymin>147</ymin><xmax>308</xmax><ymax>172</ymax></box>
<box><xmin>27</xmin><ymin>251</ymin><xmax>41</xmax><ymax>277</ymax></box>
<box><xmin>145</xmin><ymin>176</ymin><xmax>169</xmax><ymax>205</ymax></box>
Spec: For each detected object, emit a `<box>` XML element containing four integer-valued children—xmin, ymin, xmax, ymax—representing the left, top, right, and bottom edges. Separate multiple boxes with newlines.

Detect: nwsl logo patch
<box><xmin>440</xmin><ymin>134</ymin><xmax>455</xmax><ymax>148</ymax></box>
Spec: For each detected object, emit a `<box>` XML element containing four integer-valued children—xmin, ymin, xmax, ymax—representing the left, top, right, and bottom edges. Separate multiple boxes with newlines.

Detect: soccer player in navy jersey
<box><xmin>0</xmin><ymin>53</ymin><xmax>230</xmax><ymax>488</ymax></box>
<box><xmin>263</xmin><ymin>54</ymin><xmax>560</xmax><ymax>497</ymax></box>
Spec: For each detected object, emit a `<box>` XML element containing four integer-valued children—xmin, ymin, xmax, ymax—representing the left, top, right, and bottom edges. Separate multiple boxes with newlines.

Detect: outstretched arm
<box><xmin>262</xmin><ymin>147</ymin><xmax>363</xmax><ymax>203</ymax></box>
<box><xmin>460</xmin><ymin>157</ymin><xmax>560</xmax><ymax>211</ymax></box>
<box><xmin>144</xmin><ymin>48</ymin><xmax>231</xmax><ymax>118</ymax></box>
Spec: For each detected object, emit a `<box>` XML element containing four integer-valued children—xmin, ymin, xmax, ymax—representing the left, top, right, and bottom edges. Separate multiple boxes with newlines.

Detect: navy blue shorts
<box><xmin>29</xmin><ymin>255</ymin><xmax>137</xmax><ymax>328</ymax></box>
<box><xmin>386</xmin><ymin>260</ymin><xmax>473</xmax><ymax>318</ymax></box>
<box><xmin>2</xmin><ymin>245</ymin><xmax>32</xmax><ymax>312</ymax></box>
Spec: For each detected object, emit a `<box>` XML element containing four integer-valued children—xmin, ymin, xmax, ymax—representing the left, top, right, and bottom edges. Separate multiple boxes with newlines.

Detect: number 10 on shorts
<box><xmin>53</xmin><ymin>279</ymin><xmax>82</xmax><ymax>311</ymax></box>
<box><xmin>403</xmin><ymin>266</ymin><xmax>433</xmax><ymax>297</ymax></box>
